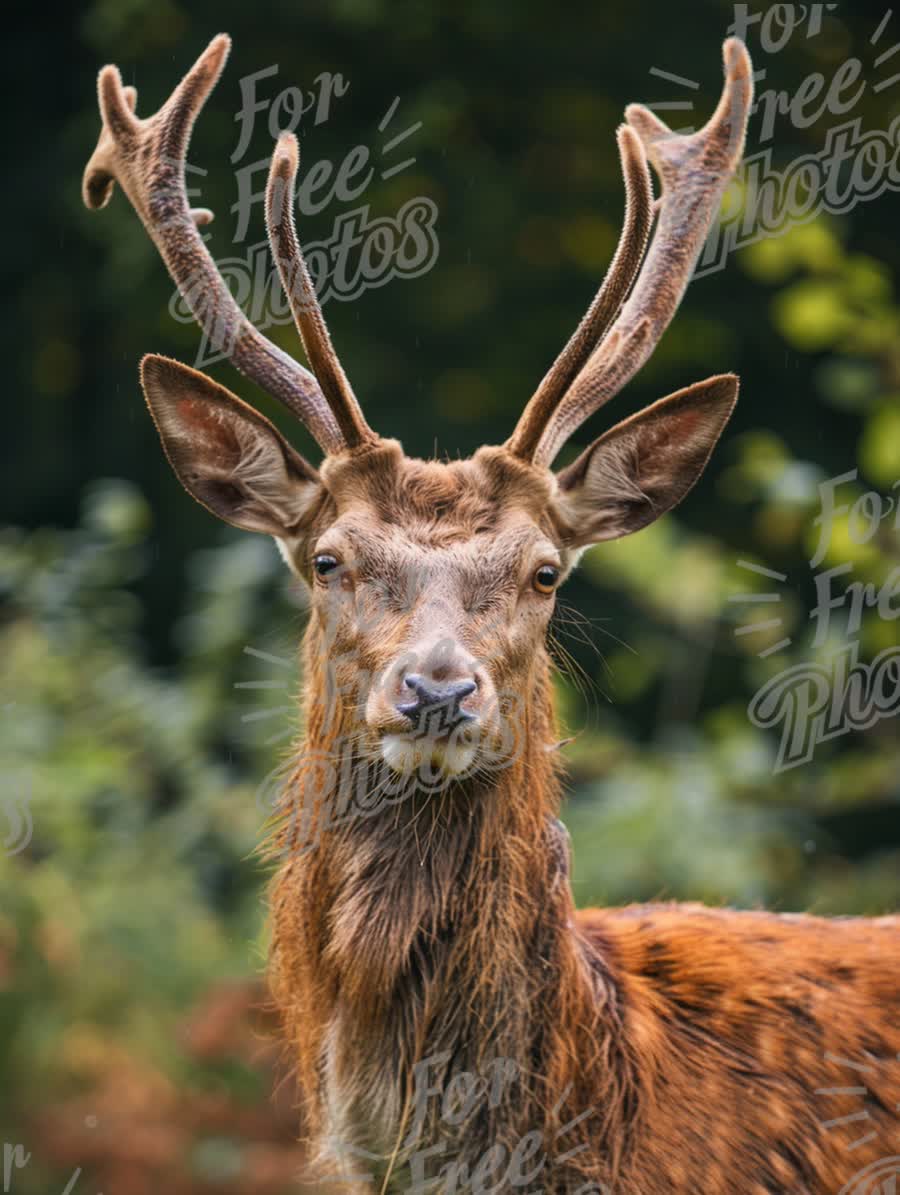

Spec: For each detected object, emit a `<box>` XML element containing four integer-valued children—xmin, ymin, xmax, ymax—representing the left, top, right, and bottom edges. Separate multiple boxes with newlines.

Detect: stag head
<box><xmin>85</xmin><ymin>34</ymin><xmax>752</xmax><ymax>779</ymax></box>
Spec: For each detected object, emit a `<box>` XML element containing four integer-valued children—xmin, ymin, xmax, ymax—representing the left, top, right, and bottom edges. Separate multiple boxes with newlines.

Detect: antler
<box><xmin>82</xmin><ymin>34</ymin><xmax>349</xmax><ymax>456</ymax></box>
<box><xmin>507</xmin><ymin>125</ymin><xmax>654</xmax><ymax>462</ymax></box>
<box><xmin>508</xmin><ymin>38</ymin><xmax>753</xmax><ymax>467</ymax></box>
<box><xmin>265</xmin><ymin>133</ymin><xmax>376</xmax><ymax>449</ymax></box>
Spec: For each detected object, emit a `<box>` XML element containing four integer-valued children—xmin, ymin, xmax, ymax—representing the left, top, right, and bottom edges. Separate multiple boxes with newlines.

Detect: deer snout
<box><xmin>396</xmin><ymin>674</ymin><xmax>478</xmax><ymax>730</ymax></box>
<box><xmin>392</xmin><ymin>634</ymin><xmax>485</xmax><ymax>728</ymax></box>
<box><xmin>367</xmin><ymin>637</ymin><xmax>499</xmax><ymax>778</ymax></box>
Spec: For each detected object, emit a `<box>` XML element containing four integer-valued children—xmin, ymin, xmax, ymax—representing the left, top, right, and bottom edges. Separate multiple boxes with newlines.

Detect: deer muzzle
<box><xmin>366</xmin><ymin>636</ymin><xmax>498</xmax><ymax>779</ymax></box>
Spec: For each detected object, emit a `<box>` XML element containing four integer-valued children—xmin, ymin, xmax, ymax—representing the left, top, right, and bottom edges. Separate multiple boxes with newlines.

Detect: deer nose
<box><xmin>396</xmin><ymin>674</ymin><xmax>478</xmax><ymax>729</ymax></box>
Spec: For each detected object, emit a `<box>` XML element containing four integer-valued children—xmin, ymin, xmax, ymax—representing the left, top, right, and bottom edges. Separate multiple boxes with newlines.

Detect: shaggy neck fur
<box><xmin>267</xmin><ymin>625</ymin><xmax>629</xmax><ymax>1190</ymax></box>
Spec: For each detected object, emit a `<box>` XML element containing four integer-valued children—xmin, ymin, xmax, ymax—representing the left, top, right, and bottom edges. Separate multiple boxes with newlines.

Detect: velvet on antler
<box><xmin>82</xmin><ymin>34</ymin><xmax>360</xmax><ymax>456</ymax></box>
<box><xmin>265</xmin><ymin>132</ymin><xmax>377</xmax><ymax>450</ymax></box>
<box><xmin>506</xmin><ymin>38</ymin><xmax>753</xmax><ymax>468</ymax></box>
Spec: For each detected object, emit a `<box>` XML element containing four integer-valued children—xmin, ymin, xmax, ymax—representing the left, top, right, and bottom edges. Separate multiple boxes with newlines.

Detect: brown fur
<box><xmin>262</xmin><ymin>448</ymin><xmax>900</xmax><ymax>1193</ymax></box>
<box><xmin>84</xmin><ymin>34</ymin><xmax>899</xmax><ymax>1193</ymax></box>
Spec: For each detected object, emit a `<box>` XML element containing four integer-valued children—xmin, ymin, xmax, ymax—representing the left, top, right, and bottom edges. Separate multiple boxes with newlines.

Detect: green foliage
<box><xmin>2</xmin><ymin>1</ymin><xmax>899</xmax><ymax>1187</ymax></box>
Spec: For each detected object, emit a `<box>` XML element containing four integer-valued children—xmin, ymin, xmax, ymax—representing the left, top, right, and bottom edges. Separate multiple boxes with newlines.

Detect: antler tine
<box><xmin>507</xmin><ymin>125</ymin><xmax>654</xmax><ymax>462</ymax></box>
<box><xmin>265</xmin><ymin>132</ymin><xmax>377</xmax><ymax>450</ymax></box>
<box><xmin>521</xmin><ymin>37</ymin><xmax>753</xmax><ymax>468</ymax></box>
<box><xmin>82</xmin><ymin>35</ymin><xmax>346</xmax><ymax>456</ymax></box>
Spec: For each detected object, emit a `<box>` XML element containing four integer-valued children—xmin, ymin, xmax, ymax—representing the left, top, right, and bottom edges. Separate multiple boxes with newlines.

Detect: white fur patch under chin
<box><xmin>381</xmin><ymin>734</ymin><xmax>478</xmax><ymax>778</ymax></box>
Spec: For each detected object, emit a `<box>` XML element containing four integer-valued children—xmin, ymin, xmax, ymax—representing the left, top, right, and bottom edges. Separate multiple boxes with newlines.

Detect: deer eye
<box><xmin>533</xmin><ymin>564</ymin><xmax>560</xmax><ymax>595</ymax></box>
<box><xmin>313</xmin><ymin>553</ymin><xmax>340</xmax><ymax>580</ymax></box>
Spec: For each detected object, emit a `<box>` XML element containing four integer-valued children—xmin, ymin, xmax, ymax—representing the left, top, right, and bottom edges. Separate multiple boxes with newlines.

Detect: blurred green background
<box><xmin>2</xmin><ymin>0</ymin><xmax>899</xmax><ymax>1189</ymax></box>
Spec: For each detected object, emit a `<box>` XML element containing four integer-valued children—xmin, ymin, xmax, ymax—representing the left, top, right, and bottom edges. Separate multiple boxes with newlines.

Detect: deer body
<box><xmin>266</xmin><ymin>449</ymin><xmax>900</xmax><ymax>1192</ymax></box>
<box><xmin>273</xmin><ymin>817</ymin><xmax>900</xmax><ymax>1192</ymax></box>
<box><xmin>83</xmin><ymin>33</ymin><xmax>900</xmax><ymax>1193</ymax></box>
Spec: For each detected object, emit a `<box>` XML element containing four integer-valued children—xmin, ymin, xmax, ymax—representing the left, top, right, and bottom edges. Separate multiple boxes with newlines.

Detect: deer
<box><xmin>83</xmin><ymin>32</ymin><xmax>899</xmax><ymax>1195</ymax></box>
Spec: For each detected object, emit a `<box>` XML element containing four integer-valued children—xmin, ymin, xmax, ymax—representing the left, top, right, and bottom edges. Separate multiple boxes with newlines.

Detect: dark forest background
<box><xmin>1</xmin><ymin>0</ymin><xmax>898</xmax><ymax>1190</ymax></box>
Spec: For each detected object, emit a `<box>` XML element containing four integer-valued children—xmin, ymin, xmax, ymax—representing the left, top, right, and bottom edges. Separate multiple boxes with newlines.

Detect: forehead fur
<box><xmin>316</xmin><ymin>441</ymin><xmax>559</xmax><ymax>544</ymax></box>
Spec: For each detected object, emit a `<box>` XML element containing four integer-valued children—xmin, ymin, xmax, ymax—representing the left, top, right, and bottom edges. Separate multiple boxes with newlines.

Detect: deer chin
<box><xmin>379</xmin><ymin>730</ymin><xmax>479</xmax><ymax>780</ymax></box>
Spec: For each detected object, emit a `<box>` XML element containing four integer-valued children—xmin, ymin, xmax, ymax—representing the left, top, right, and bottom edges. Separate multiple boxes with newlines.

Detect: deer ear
<box><xmin>554</xmin><ymin>374</ymin><xmax>738</xmax><ymax>548</ymax></box>
<box><xmin>140</xmin><ymin>354</ymin><xmax>322</xmax><ymax>537</ymax></box>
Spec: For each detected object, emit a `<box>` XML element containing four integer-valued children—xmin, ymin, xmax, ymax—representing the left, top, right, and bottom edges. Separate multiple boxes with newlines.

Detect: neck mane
<box><xmin>268</xmin><ymin>628</ymin><xmax>625</xmax><ymax>1185</ymax></box>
